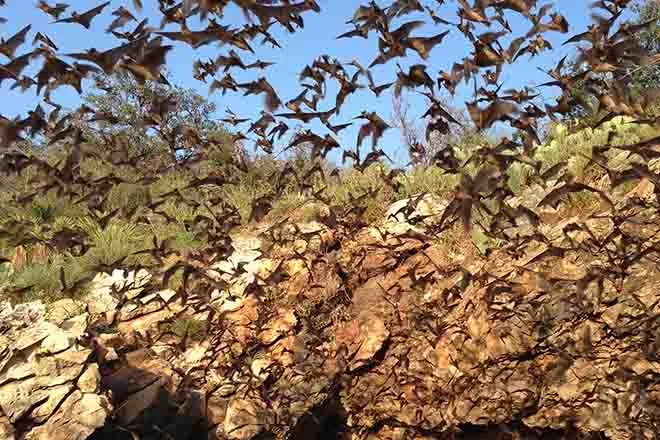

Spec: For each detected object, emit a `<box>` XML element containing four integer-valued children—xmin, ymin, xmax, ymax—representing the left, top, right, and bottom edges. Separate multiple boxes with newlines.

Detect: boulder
<box><xmin>336</xmin><ymin>316</ymin><xmax>389</xmax><ymax>371</ymax></box>
<box><xmin>0</xmin><ymin>347</ymin><xmax>92</xmax><ymax>422</ymax></box>
<box><xmin>0</xmin><ymin>301</ymin><xmax>46</xmax><ymax>330</ymax></box>
<box><xmin>45</xmin><ymin>299</ymin><xmax>85</xmax><ymax>326</ymax></box>
<box><xmin>222</xmin><ymin>397</ymin><xmax>271</xmax><ymax>440</ymax></box>
<box><xmin>258</xmin><ymin>308</ymin><xmax>297</xmax><ymax>344</ymax></box>
<box><xmin>39</xmin><ymin>329</ymin><xmax>75</xmax><ymax>354</ymax></box>
<box><xmin>87</xmin><ymin>268</ymin><xmax>152</xmax><ymax>314</ymax></box>
<box><xmin>2</xmin><ymin>170</ymin><xmax>660</xmax><ymax>440</ymax></box>
<box><xmin>77</xmin><ymin>364</ymin><xmax>101</xmax><ymax>394</ymax></box>
<box><xmin>24</xmin><ymin>391</ymin><xmax>110</xmax><ymax>440</ymax></box>
<box><xmin>0</xmin><ymin>299</ymin><xmax>111</xmax><ymax>438</ymax></box>
<box><xmin>384</xmin><ymin>193</ymin><xmax>449</xmax><ymax>225</ymax></box>
<box><xmin>13</xmin><ymin>320</ymin><xmax>59</xmax><ymax>351</ymax></box>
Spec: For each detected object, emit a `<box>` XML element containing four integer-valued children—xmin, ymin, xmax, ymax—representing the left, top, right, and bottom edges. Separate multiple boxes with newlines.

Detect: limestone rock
<box><xmin>104</xmin><ymin>347</ymin><xmax>119</xmax><ymax>362</ymax></box>
<box><xmin>297</xmin><ymin>221</ymin><xmax>325</xmax><ymax>234</ymax></box>
<box><xmin>77</xmin><ymin>364</ymin><xmax>101</xmax><ymax>393</ymax></box>
<box><xmin>39</xmin><ymin>329</ymin><xmax>74</xmax><ymax>354</ymax></box>
<box><xmin>228</xmin><ymin>249</ymin><xmax>262</xmax><ymax>267</ymax></box>
<box><xmin>45</xmin><ymin>299</ymin><xmax>85</xmax><ymax>326</ymax></box>
<box><xmin>229</xmin><ymin>273</ymin><xmax>256</xmax><ymax>297</ymax></box>
<box><xmin>206</xmin><ymin>391</ymin><xmax>231</xmax><ymax>426</ymax></box>
<box><xmin>244</xmin><ymin>257</ymin><xmax>279</xmax><ymax>281</ymax></box>
<box><xmin>158</xmin><ymin>288</ymin><xmax>177</xmax><ymax>303</ymax></box>
<box><xmin>24</xmin><ymin>391</ymin><xmax>110</xmax><ymax>440</ymax></box>
<box><xmin>627</xmin><ymin>177</ymin><xmax>655</xmax><ymax>201</ymax></box>
<box><xmin>384</xmin><ymin>193</ymin><xmax>449</xmax><ymax>226</ymax></box>
<box><xmin>212</xmin><ymin>259</ymin><xmax>236</xmax><ymax>275</ymax></box>
<box><xmin>222</xmin><ymin>398</ymin><xmax>270</xmax><ymax>440</ymax></box>
<box><xmin>115</xmin><ymin>380</ymin><xmax>162</xmax><ymax>425</ymax></box>
<box><xmin>87</xmin><ymin>268</ymin><xmax>151</xmax><ymax>313</ymax></box>
<box><xmin>84</xmin><ymin>279</ymin><xmax>120</xmax><ymax>315</ymax></box>
<box><xmin>13</xmin><ymin>320</ymin><xmax>60</xmax><ymax>351</ymax></box>
<box><xmin>231</xmin><ymin>234</ymin><xmax>262</xmax><ymax>253</ymax></box>
<box><xmin>0</xmin><ymin>301</ymin><xmax>46</xmax><ymax>332</ymax></box>
<box><xmin>258</xmin><ymin>308</ymin><xmax>297</xmax><ymax>344</ymax></box>
<box><xmin>0</xmin><ymin>347</ymin><xmax>91</xmax><ymax>422</ymax></box>
<box><xmin>117</xmin><ymin>307</ymin><xmax>176</xmax><ymax>335</ymax></box>
<box><xmin>29</xmin><ymin>384</ymin><xmax>73</xmax><ymax>423</ymax></box>
<box><xmin>2</xmin><ymin>171</ymin><xmax>660</xmax><ymax>440</ymax></box>
<box><xmin>59</xmin><ymin>312</ymin><xmax>89</xmax><ymax>339</ymax></box>
<box><xmin>118</xmin><ymin>299</ymin><xmax>164</xmax><ymax>321</ymax></box>
<box><xmin>180</xmin><ymin>343</ymin><xmax>207</xmax><ymax>370</ymax></box>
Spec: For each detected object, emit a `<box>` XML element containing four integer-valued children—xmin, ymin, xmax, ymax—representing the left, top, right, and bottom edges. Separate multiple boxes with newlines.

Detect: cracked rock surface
<box><xmin>1</xmin><ymin>183</ymin><xmax>660</xmax><ymax>440</ymax></box>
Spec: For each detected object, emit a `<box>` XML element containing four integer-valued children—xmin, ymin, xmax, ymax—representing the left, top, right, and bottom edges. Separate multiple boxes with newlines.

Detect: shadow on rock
<box><xmin>89</xmin><ymin>365</ymin><xmax>208</xmax><ymax>440</ymax></box>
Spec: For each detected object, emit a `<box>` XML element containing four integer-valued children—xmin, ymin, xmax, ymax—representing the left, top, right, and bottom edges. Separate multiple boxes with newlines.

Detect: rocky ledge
<box><xmin>1</xmin><ymin>184</ymin><xmax>659</xmax><ymax>440</ymax></box>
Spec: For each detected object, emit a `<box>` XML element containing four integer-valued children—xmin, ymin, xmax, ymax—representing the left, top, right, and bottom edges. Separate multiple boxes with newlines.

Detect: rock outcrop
<box><xmin>1</xmin><ymin>184</ymin><xmax>659</xmax><ymax>440</ymax></box>
<box><xmin>0</xmin><ymin>299</ymin><xmax>111</xmax><ymax>440</ymax></box>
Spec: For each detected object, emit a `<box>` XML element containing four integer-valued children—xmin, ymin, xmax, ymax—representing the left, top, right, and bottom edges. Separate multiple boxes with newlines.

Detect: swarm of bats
<box><xmin>0</xmin><ymin>0</ymin><xmax>659</xmax><ymax>309</ymax></box>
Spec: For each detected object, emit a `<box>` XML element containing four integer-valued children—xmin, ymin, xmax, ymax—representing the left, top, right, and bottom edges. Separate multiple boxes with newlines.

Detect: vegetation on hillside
<box><xmin>0</xmin><ymin>0</ymin><xmax>658</xmax><ymax>307</ymax></box>
<box><xmin>2</xmin><ymin>0</ymin><xmax>660</xmax><ymax>438</ymax></box>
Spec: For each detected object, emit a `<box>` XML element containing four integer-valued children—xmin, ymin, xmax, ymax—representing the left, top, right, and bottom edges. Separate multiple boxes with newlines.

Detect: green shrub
<box><xmin>536</xmin><ymin>116</ymin><xmax>660</xmax><ymax>179</ymax></box>
<box><xmin>5</xmin><ymin>253</ymin><xmax>91</xmax><ymax>303</ymax></box>
<box><xmin>222</xmin><ymin>182</ymin><xmax>273</xmax><ymax>224</ymax></box>
<box><xmin>324</xmin><ymin>164</ymin><xmax>395</xmax><ymax>223</ymax></box>
<box><xmin>106</xmin><ymin>183</ymin><xmax>151</xmax><ymax>214</ymax></box>
<box><xmin>77</xmin><ymin>217</ymin><xmax>150</xmax><ymax>266</ymax></box>
<box><xmin>507</xmin><ymin>162</ymin><xmax>535</xmax><ymax>195</ymax></box>
<box><xmin>267</xmin><ymin>192</ymin><xmax>321</xmax><ymax>223</ymax></box>
<box><xmin>171</xmin><ymin>229</ymin><xmax>206</xmax><ymax>251</ymax></box>
<box><xmin>397</xmin><ymin>165</ymin><xmax>459</xmax><ymax>199</ymax></box>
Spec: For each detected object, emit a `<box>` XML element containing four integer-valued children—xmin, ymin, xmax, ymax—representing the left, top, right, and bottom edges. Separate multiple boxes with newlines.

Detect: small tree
<box><xmin>562</xmin><ymin>0</ymin><xmax>660</xmax><ymax>122</ymax></box>
<box><xmin>630</xmin><ymin>0</ymin><xmax>660</xmax><ymax>91</ymax></box>
<box><xmin>391</xmin><ymin>93</ymin><xmax>425</xmax><ymax>166</ymax></box>
<box><xmin>83</xmin><ymin>72</ymin><xmax>238</xmax><ymax>168</ymax></box>
<box><xmin>391</xmin><ymin>93</ymin><xmax>491</xmax><ymax>168</ymax></box>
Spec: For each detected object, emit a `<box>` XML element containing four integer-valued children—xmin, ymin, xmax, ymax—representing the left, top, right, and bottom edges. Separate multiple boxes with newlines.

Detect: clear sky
<box><xmin>0</xmin><ymin>0</ymin><xmax>619</xmax><ymax>166</ymax></box>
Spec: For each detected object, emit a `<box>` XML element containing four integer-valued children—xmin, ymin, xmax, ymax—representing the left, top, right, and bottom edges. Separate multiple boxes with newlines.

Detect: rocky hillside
<box><xmin>1</xmin><ymin>177</ymin><xmax>659</xmax><ymax>440</ymax></box>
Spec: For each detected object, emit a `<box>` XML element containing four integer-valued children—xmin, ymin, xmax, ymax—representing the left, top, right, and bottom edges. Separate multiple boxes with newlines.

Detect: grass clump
<box><xmin>268</xmin><ymin>192</ymin><xmax>321</xmax><ymax>223</ymax></box>
<box><xmin>77</xmin><ymin>217</ymin><xmax>151</xmax><ymax>267</ymax></box>
<box><xmin>3</xmin><ymin>253</ymin><xmax>91</xmax><ymax>303</ymax></box>
<box><xmin>397</xmin><ymin>165</ymin><xmax>459</xmax><ymax>199</ymax></box>
<box><xmin>325</xmin><ymin>165</ymin><xmax>395</xmax><ymax>223</ymax></box>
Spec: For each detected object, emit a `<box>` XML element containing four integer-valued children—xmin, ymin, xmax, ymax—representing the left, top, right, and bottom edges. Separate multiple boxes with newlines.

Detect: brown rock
<box><xmin>24</xmin><ymin>391</ymin><xmax>110</xmax><ymax>440</ymax></box>
<box><xmin>44</xmin><ymin>299</ymin><xmax>85</xmax><ymax>326</ymax></box>
<box><xmin>117</xmin><ymin>300</ymin><xmax>165</xmax><ymax>322</ymax></box>
<box><xmin>77</xmin><ymin>364</ymin><xmax>101</xmax><ymax>393</ymax></box>
<box><xmin>207</xmin><ymin>391</ymin><xmax>231</xmax><ymax>426</ymax></box>
<box><xmin>117</xmin><ymin>307</ymin><xmax>176</xmax><ymax>335</ymax></box>
<box><xmin>0</xmin><ymin>347</ymin><xmax>91</xmax><ymax>422</ymax></box>
<box><xmin>222</xmin><ymin>397</ymin><xmax>271</xmax><ymax>440</ymax></box>
<box><xmin>13</xmin><ymin>321</ymin><xmax>60</xmax><ymax>351</ymax></box>
<box><xmin>258</xmin><ymin>308</ymin><xmax>297</xmax><ymax>344</ymax></box>
<box><xmin>125</xmin><ymin>349</ymin><xmax>180</xmax><ymax>393</ymax></box>
<box><xmin>39</xmin><ymin>329</ymin><xmax>75</xmax><ymax>354</ymax></box>
<box><xmin>30</xmin><ymin>243</ymin><xmax>49</xmax><ymax>265</ymax></box>
<box><xmin>336</xmin><ymin>316</ymin><xmax>389</xmax><ymax>371</ymax></box>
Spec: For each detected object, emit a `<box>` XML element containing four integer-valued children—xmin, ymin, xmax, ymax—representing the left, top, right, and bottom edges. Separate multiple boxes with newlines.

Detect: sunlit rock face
<box><xmin>2</xmin><ymin>191</ymin><xmax>660</xmax><ymax>440</ymax></box>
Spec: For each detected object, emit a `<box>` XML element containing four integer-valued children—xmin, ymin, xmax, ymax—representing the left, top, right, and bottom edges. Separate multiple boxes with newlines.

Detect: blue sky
<box><xmin>0</xmin><ymin>1</ymin><xmax>615</xmax><ymax>166</ymax></box>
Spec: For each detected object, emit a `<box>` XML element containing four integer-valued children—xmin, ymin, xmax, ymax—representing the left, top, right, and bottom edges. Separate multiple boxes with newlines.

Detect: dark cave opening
<box><xmin>289</xmin><ymin>393</ymin><xmax>349</xmax><ymax>440</ymax></box>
